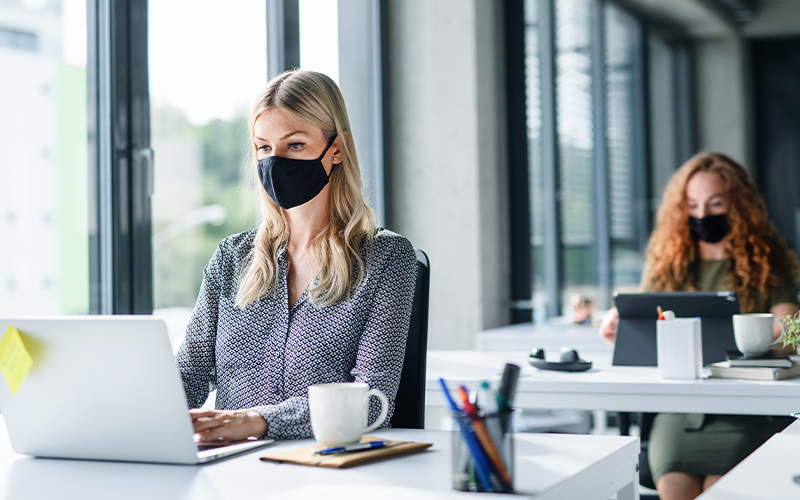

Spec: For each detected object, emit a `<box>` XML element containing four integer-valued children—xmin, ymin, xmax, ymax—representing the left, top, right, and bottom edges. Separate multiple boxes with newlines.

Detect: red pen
<box><xmin>457</xmin><ymin>385</ymin><xmax>512</xmax><ymax>489</ymax></box>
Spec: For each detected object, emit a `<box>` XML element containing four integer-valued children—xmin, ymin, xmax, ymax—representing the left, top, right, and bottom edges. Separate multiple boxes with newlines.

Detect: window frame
<box><xmin>88</xmin><ymin>0</ymin><xmax>153</xmax><ymax>314</ymax></box>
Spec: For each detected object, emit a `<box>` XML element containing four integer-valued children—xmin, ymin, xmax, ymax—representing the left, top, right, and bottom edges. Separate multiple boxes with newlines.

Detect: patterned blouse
<box><xmin>176</xmin><ymin>228</ymin><xmax>417</xmax><ymax>440</ymax></box>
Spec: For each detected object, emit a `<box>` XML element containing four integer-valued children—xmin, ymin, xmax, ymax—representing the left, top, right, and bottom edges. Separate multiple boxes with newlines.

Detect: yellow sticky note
<box><xmin>0</xmin><ymin>325</ymin><xmax>34</xmax><ymax>395</ymax></box>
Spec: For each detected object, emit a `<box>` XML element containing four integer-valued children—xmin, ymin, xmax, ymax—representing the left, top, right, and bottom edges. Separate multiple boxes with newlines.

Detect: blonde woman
<box><xmin>177</xmin><ymin>70</ymin><xmax>417</xmax><ymax>442</ymax></box>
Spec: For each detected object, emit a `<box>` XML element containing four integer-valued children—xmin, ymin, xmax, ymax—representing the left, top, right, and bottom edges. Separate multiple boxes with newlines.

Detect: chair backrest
<box><xmin>389</xmin><ymin>249</ymin><xmax>430</xmax><ymax>429</ymax></box>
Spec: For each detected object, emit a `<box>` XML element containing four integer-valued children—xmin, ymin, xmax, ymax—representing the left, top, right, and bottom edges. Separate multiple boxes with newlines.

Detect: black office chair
<box><xmin>618</xmin><ymin>411</ymin><xmax>658</xmax><ymax>496</ymax></box>
<box><xmin>389</xmin><ymin>249</ymin><xmax>430</xmax><ymax>429</ymax></box>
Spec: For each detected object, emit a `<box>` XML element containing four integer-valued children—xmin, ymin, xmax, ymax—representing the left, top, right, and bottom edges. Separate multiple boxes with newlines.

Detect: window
<box><xmin>648</xmin><ymin>31</ymin><xmax>694</xmax><ymax>221</ymax></box>
<box><xmin>148</xmin><ymin>1</ymin><xmax>265</xmax><ymax>302</ymax></box>
<box><xmin>515</xmin><ymin>0</ymin><xmax>692</xmax><ymax>320</ymax></box>
<box><xmin>604</xmin><ymin>3</ymin><xmax>647</xmax><ymax>293</ymax></box>
<box><xmin>1</xmin><ymin>0</ymin><xmax>386</xmax><ymax>322</ymax></box>
<box><xmin>147</xmin><ymin>0</ymin><xmax>266</xmax><ymax>346</ymax></box>
<box><xmin>555</xmin><ymin>0</ymin><xmax>597</xmax><ymax>309</ymax></box>
<box><xmin>0</xmin><ymin>0</ymin><xmax>89</xmax><ymax>315</ymax></box>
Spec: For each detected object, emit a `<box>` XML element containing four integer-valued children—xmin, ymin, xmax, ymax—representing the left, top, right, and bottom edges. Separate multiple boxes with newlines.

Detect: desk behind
<box><xmin>427</xmin><ymin>350</ymin><xmax>800</xmax><ymax>416</ymax></box>
<box><xmin>476</xmin><ymin>322</ymin><xmax>611</xmax><ymax>354</ymax></box>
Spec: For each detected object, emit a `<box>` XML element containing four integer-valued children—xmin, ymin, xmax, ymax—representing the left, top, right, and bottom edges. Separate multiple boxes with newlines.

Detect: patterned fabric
<box><xmin>176</xmin><ymin>228</ymin><xmax>417</xmax><ymax>440</ymax></box>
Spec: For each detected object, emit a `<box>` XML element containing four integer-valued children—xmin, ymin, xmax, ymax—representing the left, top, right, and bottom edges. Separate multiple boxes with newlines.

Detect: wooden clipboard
<box><xmin>260</xmin><ymin>435</ymin><xmax>432</xmax><ymax>469</ymax></box>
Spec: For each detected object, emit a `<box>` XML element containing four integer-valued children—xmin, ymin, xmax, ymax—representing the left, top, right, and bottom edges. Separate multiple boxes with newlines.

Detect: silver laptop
<box><xmin>0</xmin><ymin>316</ymin><xmax>274</xmax><ymax>464</ymax></box>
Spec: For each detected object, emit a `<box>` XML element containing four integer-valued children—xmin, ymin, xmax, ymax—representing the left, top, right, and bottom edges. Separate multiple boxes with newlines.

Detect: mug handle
<box><xmin>771</xmin><ymin>317</ymin><xmax>786</xmax><ymax>347</ymax></box>
<box><xmin>363</xmin><ymin>388</ymin><xmax>389</xmax><ymax>433</ymax></box>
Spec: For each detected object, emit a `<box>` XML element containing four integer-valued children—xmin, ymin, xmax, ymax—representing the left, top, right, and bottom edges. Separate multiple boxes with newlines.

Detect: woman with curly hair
<box><xmin>599</xmin><ymin>152</ymin><xmax>799</xmax><ymax>500</ymax></box>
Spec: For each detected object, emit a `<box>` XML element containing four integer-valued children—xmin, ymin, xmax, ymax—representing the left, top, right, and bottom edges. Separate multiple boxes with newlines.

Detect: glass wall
<box><xmin>0</xmin><ymin>0</ymin><xmax>89</xmax><ymax>315</ymax></box>
<box><xmin>555</xmin><ymin>0</ymin><xmax>597</xmax><ymax>310</ymax></box>
<box><xmin>604</xmin><ymin>3</ymin><xmax>644</xmax><ymax>292</ymax></box>
<box><xmin>519</xmin><ymin>0</ymin><xmax>691</xmax><ymax>320</ymax></box>
<box><xmin>648</xmin><ymin>32</ymin><xmax>693</xmax><ymax>221</ymax></box>
<box><xmin>148</xmin><ymin>0</ymin><xmax>266</xmax><ymax>345</ymax></box>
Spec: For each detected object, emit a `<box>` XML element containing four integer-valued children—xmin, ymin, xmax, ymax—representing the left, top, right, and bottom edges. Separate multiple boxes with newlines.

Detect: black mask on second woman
<box><xmin>257</xmin><ymin>136</ymin><xmax>337</xmax><ymax>210</ymax></box>
<box><xmin>688</xmin><ymin>214</ymin><xmax>730</xmax><ymax>243</ymax></box>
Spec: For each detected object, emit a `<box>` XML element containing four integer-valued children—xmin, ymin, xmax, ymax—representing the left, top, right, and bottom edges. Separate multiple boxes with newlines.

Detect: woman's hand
<box><xmin>598</xmin><ymin>307</ymin><xmax>619</xmax><ymax>347</ymax></box>
<box><xmin>190</xmin><ymin>409</ymin><xmax>268</xmax><ymax>443</ymax></box>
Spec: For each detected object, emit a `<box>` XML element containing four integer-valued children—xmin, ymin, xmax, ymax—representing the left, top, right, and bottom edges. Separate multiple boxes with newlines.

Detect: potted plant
<box><xmin>782</xmin><ymin>311</ymin><xmax>800</xmax><ymax>351</ymax></box>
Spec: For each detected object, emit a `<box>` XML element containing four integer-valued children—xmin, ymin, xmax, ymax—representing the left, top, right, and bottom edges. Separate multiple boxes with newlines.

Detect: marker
<box><xmin>312</xmin><ymin>440</ymin><xmax>392</xmax><ymax>455</ymax></box>
<box><xmin>497</xmin><ymin>363</ymin><xmax>520</xmax><ymax>412</ymax></box>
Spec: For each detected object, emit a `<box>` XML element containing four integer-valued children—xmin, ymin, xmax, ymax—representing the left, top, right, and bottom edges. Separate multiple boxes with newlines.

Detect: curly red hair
<box><xmin>644</xmin><ymin>152</ymin><xmax>799</xmax><ymax>312</ymax></box>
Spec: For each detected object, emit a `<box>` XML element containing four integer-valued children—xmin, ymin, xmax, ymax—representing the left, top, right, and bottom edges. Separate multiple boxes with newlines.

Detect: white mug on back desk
<box><xmin>308</xmin><ymin>383</ymin><xmax>389</xmax><ymax>447</ymax></box>
<box><xmin>733</xmin><ymin>313</ymin><xmax>785</xmax><ymax>356</ymax></box>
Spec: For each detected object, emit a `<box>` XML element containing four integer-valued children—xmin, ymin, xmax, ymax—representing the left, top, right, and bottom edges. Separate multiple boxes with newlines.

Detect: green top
<box><xmin>643</xmin><ymin>259</ymin><xmax>799</xmax><ymax>313</ymax></box>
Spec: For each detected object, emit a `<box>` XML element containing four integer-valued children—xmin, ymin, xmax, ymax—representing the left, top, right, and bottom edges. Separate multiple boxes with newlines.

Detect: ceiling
<box><xmin>615</xmin><ymin>0</ymin><xmax>800</xmax><ymax>39</ymax></box>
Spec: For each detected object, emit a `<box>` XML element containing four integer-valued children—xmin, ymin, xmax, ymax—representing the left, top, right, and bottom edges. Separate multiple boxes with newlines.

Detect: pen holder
<box><xmin>451</xmin><ymin>411</ymin><xmax>514</xmax><ymax>493</ymax></box>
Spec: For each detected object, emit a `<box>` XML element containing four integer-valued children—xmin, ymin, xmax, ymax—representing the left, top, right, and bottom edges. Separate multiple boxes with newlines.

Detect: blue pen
<box><xmin>439</xmin><ymin>378</ymin><xmax>496</xmax><ymax>492</ymax></box>
<box><xmin>312</xmin><ymin>440</ymin><xmax>392</xmax><ymax>456</ymax></box>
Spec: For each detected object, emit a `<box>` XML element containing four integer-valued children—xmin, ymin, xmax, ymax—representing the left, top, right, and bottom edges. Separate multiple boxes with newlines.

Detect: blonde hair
<box><xmin>235</xmin><ymin>70</ymin><xmax>377</xmax><ymax>308</ymax></box>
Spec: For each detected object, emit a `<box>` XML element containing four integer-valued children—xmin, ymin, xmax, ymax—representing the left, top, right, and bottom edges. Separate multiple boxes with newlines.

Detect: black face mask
<box><xmin>257</xmin><ymin>136</ymin><xmax>336</xmax><ymax>210</ymax></box>
<box><xmin>689</xmin><ymin>214</ymin><xmax>730</xmax><ymax>243</ymax></box>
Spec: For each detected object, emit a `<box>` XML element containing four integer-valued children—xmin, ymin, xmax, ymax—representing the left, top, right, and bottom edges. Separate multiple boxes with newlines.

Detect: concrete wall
<box><xmin>691</xmin><ymin>0</ymin><xmax>800</xmax><ymax>171</ymax></box>
<box><xmin>694</xmin><ymin>36</ymin><xmax>752</xmax><ymax>168</ymax></box>
<box><xmin>385</xmin><ymin>0</ymin><xmax>510</xmax><ymax>350</ymax></box>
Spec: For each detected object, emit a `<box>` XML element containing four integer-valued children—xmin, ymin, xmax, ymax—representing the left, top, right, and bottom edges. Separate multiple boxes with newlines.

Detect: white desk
<box><xmin>427</xmin><ymin>350</ymin><xmax>800</xmax><ymax>415</ymax></box>
<box><xmin>697</xmin><ymin>419</ymin><xmax>800</xmax><ymax>499</ymax></box>
<box><xmin>0</xmin><ymin>418</ymin><xmax>641</xmax><ymax>500</ymax></box>
<box><xmin>476</xmin><ymin>322</ymin><xmax>611</xmax><ymax>354</ymax></box>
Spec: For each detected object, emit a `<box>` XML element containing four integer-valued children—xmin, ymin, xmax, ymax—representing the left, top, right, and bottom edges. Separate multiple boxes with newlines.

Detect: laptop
<box><xmin>0</xmin><ymin>316</ymin><xmax>275</xmax><ymax>464</ymax></box>
<box><xmin>612</xmin><ymin>292</ymin><xmax>740</xmax><ymax>367</ymax></box>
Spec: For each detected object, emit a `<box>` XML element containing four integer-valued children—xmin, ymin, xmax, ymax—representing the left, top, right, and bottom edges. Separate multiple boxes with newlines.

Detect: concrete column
<box><xmin>385</xmin><ymin>0</ymin><xmax>510</xmax><ymax>349</ymax></box>
<box><xmin>694</xmin><ymin>36</ymin><xmax>752</xmax><ymax>168</ymax></box>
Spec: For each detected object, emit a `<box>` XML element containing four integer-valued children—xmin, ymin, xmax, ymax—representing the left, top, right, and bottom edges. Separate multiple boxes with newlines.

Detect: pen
<box><xmin>312</xmin><ymin>440</ymin><xmax>392</xmax><ymax>455</ymax></box>
<box><xmin>457</xmin><ymin>385</ymin><xmax>512</xmax><ymax>490</ymax></box>
<box><xmin>439</xmin><ymin>378</ymin><xmax>495</xmax><ymax>492</ymax></box>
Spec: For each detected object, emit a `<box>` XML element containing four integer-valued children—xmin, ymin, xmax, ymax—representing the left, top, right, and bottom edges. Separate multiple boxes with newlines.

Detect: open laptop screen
<box><xmin>0</xmin><ymin>316</ymin><xmax>273</xmax><ymax>464</ymax></box>
<box><xmin>612</xmin><ymin>292</ymin><xmax>740</xmax><ymax>366</ymax></box>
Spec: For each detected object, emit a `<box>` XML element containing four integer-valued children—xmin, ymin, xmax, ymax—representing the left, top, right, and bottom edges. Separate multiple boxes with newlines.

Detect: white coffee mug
<box><xmin>732</xmin><ymin>313</ymin><xmax>785</xmax><ymax>356</ymax></box>
<box><xmin>308</xmin><ymin>382</ymin><xmax>389</xmax><ymax>447</ymax></box>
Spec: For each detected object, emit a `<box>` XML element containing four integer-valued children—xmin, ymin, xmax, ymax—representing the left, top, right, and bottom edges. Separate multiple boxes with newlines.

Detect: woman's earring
<box><xmin>333</xmin><ymin>156</ymin><xmax>338</xmax><ymax>163</ymax></box>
